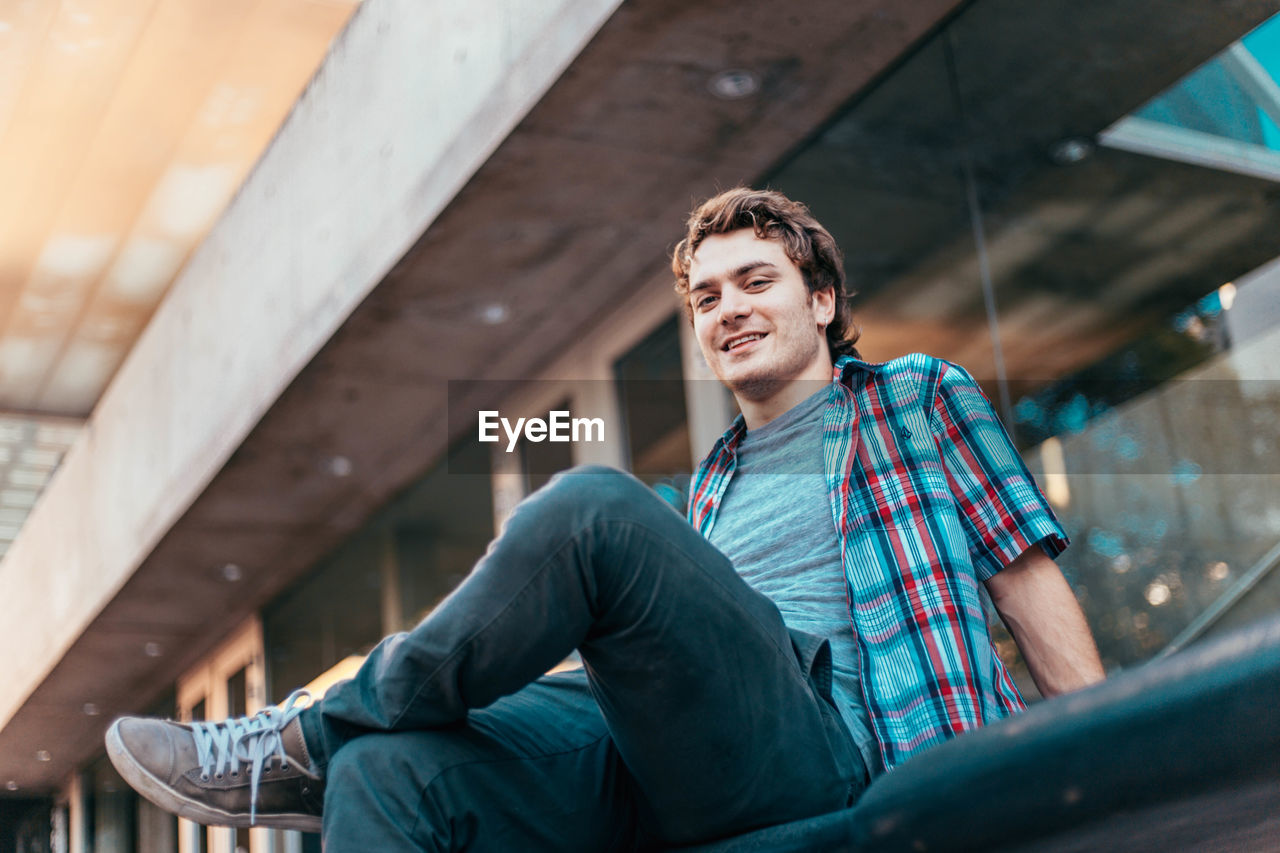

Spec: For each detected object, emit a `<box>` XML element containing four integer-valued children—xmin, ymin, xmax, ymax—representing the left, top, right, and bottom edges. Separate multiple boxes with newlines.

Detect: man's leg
<box><xmin>107</xmin><ymin>466</ymin><xmax>862</xmax><ymax>845</ymax></box>
<box><xmin>321</xmin><ymin>670</ymin><xmax>638</xmax><ymax>852</ymax></box>
<box><xmin>308</xmin><ymin>466</ymin><xmax>864</xmax><ymax>845</ymax></box>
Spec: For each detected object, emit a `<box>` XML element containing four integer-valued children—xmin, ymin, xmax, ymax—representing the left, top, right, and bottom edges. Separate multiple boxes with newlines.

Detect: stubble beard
<box><xmin>720</xmin><ymin>331</ymin><xmax>823</xmax><ymax>403</ymax></box>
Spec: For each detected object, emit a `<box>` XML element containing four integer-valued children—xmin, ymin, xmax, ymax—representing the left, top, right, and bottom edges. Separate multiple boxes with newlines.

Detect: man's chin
<box><xmin>723</xmin><ymin>371</ymin><xmax>785</xmax><ymax>402</ymax></box>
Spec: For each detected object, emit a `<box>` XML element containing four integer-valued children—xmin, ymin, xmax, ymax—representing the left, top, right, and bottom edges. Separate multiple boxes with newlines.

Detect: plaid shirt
<box><xmin>689</xmin><ymin>353</ymin><xmax>1068</xmax><ymax>770</ymax></box>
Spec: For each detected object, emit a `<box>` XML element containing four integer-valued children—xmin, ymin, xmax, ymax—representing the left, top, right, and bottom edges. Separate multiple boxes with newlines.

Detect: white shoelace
<box><xmin>190</xmin><ymin>689</ymin><xmax>312</xmax><ymax>825</ymax></box>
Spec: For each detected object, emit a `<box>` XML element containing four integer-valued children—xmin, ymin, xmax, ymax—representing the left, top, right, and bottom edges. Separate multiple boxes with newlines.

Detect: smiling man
<box><xmin>675</xmin><ymin>188</ymin><xmax>1105</xmax><ymax>775</ymax></box>
<box><xmin>106</xmin><ymin>188</ymin><xmax>1103</xmax><ymax>852</ymax></box>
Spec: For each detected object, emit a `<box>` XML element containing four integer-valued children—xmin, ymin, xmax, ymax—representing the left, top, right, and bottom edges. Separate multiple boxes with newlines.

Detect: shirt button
<box><xmin>899</xmin><ymin>427</ymin><xmax>911</xmax><ymax>440</ymax></box>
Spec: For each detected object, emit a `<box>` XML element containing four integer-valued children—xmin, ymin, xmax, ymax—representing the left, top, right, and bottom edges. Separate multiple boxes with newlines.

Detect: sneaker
<box><xmin>105</xmin><ymin>689</ymin><xmax>324</xmax><ymax>833</ymax></box>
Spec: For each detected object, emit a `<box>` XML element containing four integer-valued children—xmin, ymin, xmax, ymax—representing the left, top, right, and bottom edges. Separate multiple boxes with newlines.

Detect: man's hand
<box><xmin>984</xmin><ymin>545</ymin><xmax>1106</xmax><ymax>698</ymax></box>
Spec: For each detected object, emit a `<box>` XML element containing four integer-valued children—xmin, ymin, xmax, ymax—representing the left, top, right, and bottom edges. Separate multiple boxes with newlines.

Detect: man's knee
<box><xmin>536</xmin><ymin>465</ymin><xmax>659</xmax><ymax>518</ymax></box>
<box><xmin>325</xmin><ymin>729</ymin><xmax>484</xmax><ymax>798</ymax></box>
<box><xmin>325</xmin><ymin>732</ymin><xmax>413</xmax><ymax>800</ymax></box>
<box><xmin>547</xmin><ymin>464</ymin><xmax>639</xmax><ymax>495</ymax></box>
<box><xmin>323</xmin><ymin>731</ymin><xmax>460</xmax><ymax>850</ymax></box>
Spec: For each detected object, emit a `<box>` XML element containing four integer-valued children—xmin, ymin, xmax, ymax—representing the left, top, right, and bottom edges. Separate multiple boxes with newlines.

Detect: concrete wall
<box><xmin>0</xmin><ymin>0</ymin><xmax>623</xmax><ymax>735</ymax></box>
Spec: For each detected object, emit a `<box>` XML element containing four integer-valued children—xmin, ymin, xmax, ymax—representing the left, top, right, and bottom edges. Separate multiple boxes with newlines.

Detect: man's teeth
<box><xmin>727</xmin><ymin>334</ymin><xmax>764</xmax><ymax>351</ymax></box>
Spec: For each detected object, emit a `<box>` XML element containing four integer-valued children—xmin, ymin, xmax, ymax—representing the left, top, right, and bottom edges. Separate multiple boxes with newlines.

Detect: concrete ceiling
<box><xmin>0</xmin><ymin>0</ymin><xmax>358</xmax><ymax>564</ymax></box>
<box><xmin>3</xmin><ymin>0</ymin><xmax>1280</xmax><ymax>801</ymax></box>
<box><xmin>0</xmin><ymin>0</ymin><xmax>358</xmax><ymax>417</ymax></box>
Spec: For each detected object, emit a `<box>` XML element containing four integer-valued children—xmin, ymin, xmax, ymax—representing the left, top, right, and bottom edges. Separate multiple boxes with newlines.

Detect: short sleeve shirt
<box><xmin>688</xmin><ymin>353</ymin><xmax>1069</xmax><ymax>770</ymax></box>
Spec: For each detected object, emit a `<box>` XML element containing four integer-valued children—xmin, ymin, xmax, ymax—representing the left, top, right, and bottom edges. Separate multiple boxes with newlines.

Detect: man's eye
<box><xmin>746</xmin><ymin>279</ymin><xmax>768</xmax><ymax>288</ymax></box>
<box><xmin>697</xmin><ymin>295</ymin><xmax>718</xmax><ymax>309</ymax></box>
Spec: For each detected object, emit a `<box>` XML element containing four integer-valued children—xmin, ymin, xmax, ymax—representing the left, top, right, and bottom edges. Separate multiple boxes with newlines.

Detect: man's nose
<box><xmin>718</xmin><ymin>287</ymin><xmax>751</xmax><ymax>323</ymax></box>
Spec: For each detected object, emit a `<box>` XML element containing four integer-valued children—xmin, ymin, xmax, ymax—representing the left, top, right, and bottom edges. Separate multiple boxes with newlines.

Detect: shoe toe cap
<box><xmin>110</xmin><ymin>717</ymin><xmax>181</xmax><ymax>781</ymax></box>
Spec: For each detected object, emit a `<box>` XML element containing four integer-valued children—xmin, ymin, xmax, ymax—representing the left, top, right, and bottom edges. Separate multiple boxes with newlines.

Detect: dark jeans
<box><xmin>300</xmin><ymin>466</ymin><xmax>866</xmax><ymax>851</ymax></box>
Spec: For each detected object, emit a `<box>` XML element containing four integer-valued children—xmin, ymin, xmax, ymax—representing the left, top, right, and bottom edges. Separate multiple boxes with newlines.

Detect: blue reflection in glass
<box><xmin>1055</xmin><ymin>393</ymin><xmax>1091</xmax><ymax>435</ymax></box>
<box><xmin>1115</xmin><ymin>434</ymin><xmax>1143</xmax><ymax>461</ymax></box>
<box><xmin>1014</xmin><ymin>397</ymin><xmax>1045</xmax><ymax>429</ymax></box>
<box><xmin>1171</xmin><ymin>459</ymin><xmax>1203</xmax><ymax>485</ymax></box>
<box><xmin>1142</xmin><ymin>519</ymin><xmax>1169</xmax><ymax>545</ymax></box>
<box><xmin>1197</xmin><ymin>290</ymin><xmax>1223</xmax><ymax>317</ymax></box>
<box><xmin>1088</xmin><ymin>528</ymin><xmax>1125</xmax><ymax>558</ymax></box>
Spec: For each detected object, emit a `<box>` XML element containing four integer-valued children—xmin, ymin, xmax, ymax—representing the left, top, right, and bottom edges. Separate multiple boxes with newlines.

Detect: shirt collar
<box><xmin>833</xmin><ymin>354</ymin><xmax>885</xmax><ymax>385</ymax></box>
<box><xmin>707</xmin><ymin>354</ymin><xmax>885</xmax><ymax>460</ymax></box>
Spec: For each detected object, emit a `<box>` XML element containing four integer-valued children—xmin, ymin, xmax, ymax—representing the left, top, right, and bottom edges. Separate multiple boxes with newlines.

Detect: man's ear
<box><xmin>812</xmin><ymin>286</ymin><xmax>836</xmax><ymax>326</ymax></box>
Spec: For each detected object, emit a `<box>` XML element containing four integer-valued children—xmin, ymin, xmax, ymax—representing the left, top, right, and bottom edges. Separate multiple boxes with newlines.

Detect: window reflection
<box><xmin>614</xmin><ymin>315</ymin><xmax>692</xmax><ymax>492</ymax></box>
<box><xmin>767</xmin><ymin>2</ymin><xmax>1280</xmax><ymax>693</ymax></box>
<box><xmin>265</xmin><ymin>439</ymin><xmax>494</xmax><ymax>696</ymax></box>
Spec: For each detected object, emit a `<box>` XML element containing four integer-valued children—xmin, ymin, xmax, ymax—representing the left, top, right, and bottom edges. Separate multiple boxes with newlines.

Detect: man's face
<box><xmin>688</xmin><ymin>228</ymin><xmax>834</xmax><ymax>401</ymax></box>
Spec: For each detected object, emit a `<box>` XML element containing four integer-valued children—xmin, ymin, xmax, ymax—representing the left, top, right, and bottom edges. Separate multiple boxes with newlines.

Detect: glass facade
<box><xmin>0</xmin><ymin>798</ymin><xmax>52</xmax><ymax>853</ymax></box>
<box><xmin>614</xmin><ymin>315</ymin><xmax>693</xmax><ymax>487</ymax></box>
<box><xmin>768</xmin><ymin>4</ymin><xmax>1280</xmax><ymax>694</ymax></box>
<box><xmin>1102</xmin><ymin>14</ymin><xmax>1280</xmax><ymax>182</ymax></box>
<box><xmin>264</xmin><ymin>439</ymin><xmax>494</xmax><ymax>701</ymax></box>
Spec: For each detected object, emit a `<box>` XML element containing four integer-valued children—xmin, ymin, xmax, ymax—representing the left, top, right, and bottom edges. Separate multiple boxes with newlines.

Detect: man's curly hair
<box><xmin>671</xmin><ymin>187</ymin><xmax>861</xmax><ymax>360</ymax></box>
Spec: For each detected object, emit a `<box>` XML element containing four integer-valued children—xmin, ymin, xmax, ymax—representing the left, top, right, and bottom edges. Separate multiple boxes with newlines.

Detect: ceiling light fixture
<box><xmin>708</xmin><ymin>69</ymin><xmax>759</xmax><ymax>100</ymax></box>
<box><xmin>1050</xmin><ymin>137</ymin><xmax>1094</xmax><ymax>165</ymax></box>
<box><xmin>478</xmin><ymin>303</ymin><xmax>509</xmax><ymax>325</ymax></box>
<box><xmin>220</xmin><ymin>563</ymin><xmax>243</xmax><ymax>582</ymax></box>
<box><xmin>326</xmin><ymin>456</ymin><xmax>353</xmax><ymax>477</ymax></box>
<box><xmin>82</xmin><ymin>703</ymin><xmax>100</xmax><ymax>716</ymax></box>
<box><xmin>35</xmin><ymin>750</ymin><xmax>51</xmax><ymax>762</ymax></box>
<box><xmin>144</xmin><ymin>642</ymin><xmax>163</xmax><ymax>658</ymax></box>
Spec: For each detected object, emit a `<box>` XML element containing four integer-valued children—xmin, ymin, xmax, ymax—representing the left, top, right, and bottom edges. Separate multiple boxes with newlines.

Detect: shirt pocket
<box><xmin>848</xmin><ymin>413</ymin><xmax>951</xmax><ymax>531</ymax></box>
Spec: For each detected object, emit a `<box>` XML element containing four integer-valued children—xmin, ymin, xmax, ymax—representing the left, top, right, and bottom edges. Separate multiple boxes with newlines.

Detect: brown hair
<box><xmin>671</xmin><ymin>187</ymin><xmax>861</xmax><ymax>360</ymax></box>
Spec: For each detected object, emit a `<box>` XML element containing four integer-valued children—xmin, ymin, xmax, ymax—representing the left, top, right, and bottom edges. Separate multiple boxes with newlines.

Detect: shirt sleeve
<box><xmin>927</xmin><ymin>360</ymin><xmax>1069</xmax><ymax>580</ymax></box>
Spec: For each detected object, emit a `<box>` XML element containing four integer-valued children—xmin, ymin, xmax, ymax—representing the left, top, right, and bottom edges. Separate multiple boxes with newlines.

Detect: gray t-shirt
<box><xmin>708</xmin><ymin>388</ymin><xmax>881</xmax><ymax>776</ymax></box>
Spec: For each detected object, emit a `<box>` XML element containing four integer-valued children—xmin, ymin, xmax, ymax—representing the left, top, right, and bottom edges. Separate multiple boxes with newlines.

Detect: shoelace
<box><xmin>191</xmin><ymin>689</ymin><xmax>312</xmax><ymax>826</ymax></box>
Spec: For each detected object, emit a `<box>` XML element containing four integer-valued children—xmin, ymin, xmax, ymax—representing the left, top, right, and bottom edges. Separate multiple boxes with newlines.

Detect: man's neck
<box><xmin>736</xmin><ymin>361</ymin><xmax>834</xmax><ymax>430</ymax></box>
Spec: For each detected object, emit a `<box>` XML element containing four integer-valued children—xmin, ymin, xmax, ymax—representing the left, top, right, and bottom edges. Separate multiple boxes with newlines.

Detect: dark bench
<box><xmin>680</xmin><ymin>613</ymin><xmax>1280</xmax><ymax>851</ymax></box>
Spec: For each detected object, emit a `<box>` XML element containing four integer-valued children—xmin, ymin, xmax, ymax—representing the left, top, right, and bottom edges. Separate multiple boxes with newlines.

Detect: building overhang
<box><xmin>3</xmin><ymin>0</ymin><xmax>1278</xmax><ymax>799</ymax></box>
<box><xmin>0</xmin><ymin>0</ymin><xmax>972</xmax><ymax>794</ymax></box>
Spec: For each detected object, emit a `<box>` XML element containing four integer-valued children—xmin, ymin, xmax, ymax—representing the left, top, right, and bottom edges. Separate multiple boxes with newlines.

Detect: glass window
<box><xmin>265</xmin><ymin>438</ymin><xmax>493</xmax><ymax>694</ymax></box>
<box><xmin>82</xmin><ymin>755</ymin><xmax>136</xmax><ymax>853</ymax></box>
<box><xmin>388</xmin><ymin>437</ymin><xmax>495</xmax><ymax>630</ymax></box>
<box><xmin>1102</xmin><ymin>14</ymin><xmax>1280</xmax><ymax>181</ymax></box>
<box><xmin>262</xmin><ymin>530</ymin><xmax>385</xmax><ymax>701</ymax></box>
<box><xmin>767</xmin><ymin>2</ymin><xmax>1280</xmax><ymax>696</ymax></box>
<box><xmin>0</xmin><ymin>797</ymin><xmax>52</xmax><ymax>853</ymax></box>
<box><xmin>227</xmin><ymin>667</ymin><xmax>248</xmax><ymax>717</ymax></box>
<box><xmin>614</xmin><ymin>315</ymin><xmax>693</xmax><ymax>498</ymax></box>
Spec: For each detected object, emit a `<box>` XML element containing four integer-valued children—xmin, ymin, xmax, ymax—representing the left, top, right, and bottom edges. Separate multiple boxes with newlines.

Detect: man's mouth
<box><xmin>722</xmin><ymin>332</ymin><xmax>767</xmax><ymax>352</ymax></box>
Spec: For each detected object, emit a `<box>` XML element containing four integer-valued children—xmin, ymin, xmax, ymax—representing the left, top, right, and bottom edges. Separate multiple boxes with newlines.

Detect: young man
<box><xmin>106</xmin><ymin>188</ymin><xmax>1104</xmax><ymax>851</ymax></box>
